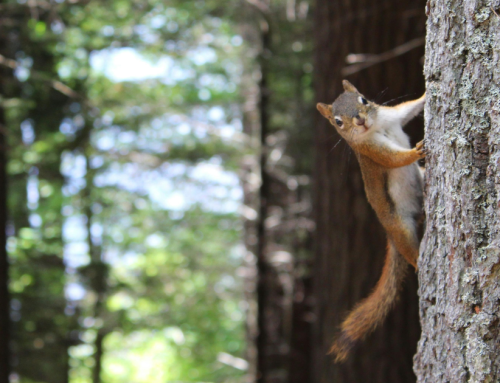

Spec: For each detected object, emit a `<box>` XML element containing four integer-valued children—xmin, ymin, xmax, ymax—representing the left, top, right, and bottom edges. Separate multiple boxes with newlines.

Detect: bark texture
<box><xmin>313</xmin><ymin>1</ymin><xmax>426</xmax><ymax>382</ymax></box>
<box><xmin>414</xmin><ymin>0</ymin><xmax>500</xmax><ymax>382</ymax></box>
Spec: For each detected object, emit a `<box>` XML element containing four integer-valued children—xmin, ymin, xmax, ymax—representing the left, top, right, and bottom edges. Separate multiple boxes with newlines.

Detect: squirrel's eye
<box><xmin>334</xmin><ymin>117</ymin><xmax>343</xmax><ymax>127</ymax></box>
<box><xmin>358</xmin><ymin>96</ymin><xmax>368</xmax><ymax>105</ymax></box>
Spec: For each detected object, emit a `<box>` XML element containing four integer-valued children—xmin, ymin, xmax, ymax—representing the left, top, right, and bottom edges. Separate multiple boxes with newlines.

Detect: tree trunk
<box><xmin>0</xmin><ymin>91</ymin><xmax>10</xmax><ymax>383</ymax></box>
<box><xmin>248</xmin><ymin>3</ymin><xmax>316</xmax><ymax>382</ymax></box>
<box><xmin>83</xmin><ymin>148</ymin><xmax>107</xmax><ymax>383</ymax></box>
<box><xmin>313</xmin><ymin>1</ymin><xmax>425</xmax><ymax>382</ymax></box>
<box><xmin>414</xmin><ymin>1</ymin><xmax>500</xmax><ymax>381</ymax></box>
<box><xmin>92</xmin><ymin>331</ymin><xmax>104</xmax><ymax>383</ymax></box>
<box><xmin>0</xmin><ymin>16</ymin><xmax>10</xmax><ymax>380</ymax></box>
<box><xmin>256</xmin><ymin>14</ymin><xmax>274</xmax><ymax>383</ymax></box>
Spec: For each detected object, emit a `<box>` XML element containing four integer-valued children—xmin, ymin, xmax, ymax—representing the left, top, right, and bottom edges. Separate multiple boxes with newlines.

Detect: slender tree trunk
<box><xmin>255</xmin><ymin>14</ymin><xmax>276</xmax><ymax>383</ymax></box>
<box><xmin>240</xmin><ymin>32</ymin><xmax>260</xmax><ymax>383</ymax></box>
<box><xmin>414</xmin><ymin>1</ymin><xmax>500</xmax><ymax>381</ymax></box>
<box><xmin>92</xmin><ymin>330</ymin><xmax>104</xmax><ymax>383</ymax></box>
<box><xmin>313</xmin><ymin>1</ymin><xmax>425</xmax><ymax>382</ymax></box>
<box><xmin>0</xmin><ymin>101</ymin><xmax>10</xmax><ymax>383</ymax></box>
<box><xmin>84</xmin><ymin>149</ymin><xmax>107</xmax><ymax>383</ymax></box>
<box><xmin>288</xmin><ymin>273</ymin><xmax>313</xmax><ymax>383</ymax></box>
<box><xmin>0</xmin><ymin>15</ymin><xmax>10</xmax><ymax>380</ymax></box>
<box><xmin>252</xmin><ymin>4</ymin><xmax>316</xmax><ymax>380</ymax></box>
<box><xmin>247</xmin><ymin>3</ymin><xmax>315</xmax><ymax>381</ymax></box>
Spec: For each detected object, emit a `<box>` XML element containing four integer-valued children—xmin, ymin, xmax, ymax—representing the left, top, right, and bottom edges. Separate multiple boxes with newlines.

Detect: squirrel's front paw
<box><xmin>415</xmin><ymin>140</ymin><xmax>426</xmax><ymax>158</ymax></box>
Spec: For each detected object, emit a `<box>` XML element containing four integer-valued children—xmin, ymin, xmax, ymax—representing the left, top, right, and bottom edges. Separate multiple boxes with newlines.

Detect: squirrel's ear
<box><xmin>316</xmin><ymin>103</ymin><xmax>332</xmax><ymax>118</ymax></box>
<box><xmin>342</xmin><ymin>80</ymin><xmax>359</xmax><ymax>93</ymax></box>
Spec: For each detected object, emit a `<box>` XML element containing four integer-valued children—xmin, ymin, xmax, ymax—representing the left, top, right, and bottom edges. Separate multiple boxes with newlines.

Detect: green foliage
<box><xmin>4</xmin><ymin>0</ymin><xmax>251</xmax><ymax>382</ymax></box>
<box><xmin>4</xmin><ymin>0</ymin><xmax>316</xmax><ymax>381</ymax></box>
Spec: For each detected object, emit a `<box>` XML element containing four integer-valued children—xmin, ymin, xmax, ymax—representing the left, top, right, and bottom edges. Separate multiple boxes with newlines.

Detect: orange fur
<box><xmin>357</xmin><ymin>155</ymin><xmax>421</xmax><ymax>268</ymax></box>
<box><xmin>317</xmin><ymin>80</ymin><xmax>425</xmax><ymax>362</ymax></box>
<box><xmin>330</xmin><ymin>241</ymin><xmax>408</xmax><ymax>362</ymax></box>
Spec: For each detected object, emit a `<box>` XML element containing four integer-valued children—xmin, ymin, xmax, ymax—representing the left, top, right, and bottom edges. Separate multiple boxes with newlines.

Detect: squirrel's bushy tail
<box><xmin>330</xmin><ymin>240</ymin><xmax>408</xmax><ymax>362</ymax></box>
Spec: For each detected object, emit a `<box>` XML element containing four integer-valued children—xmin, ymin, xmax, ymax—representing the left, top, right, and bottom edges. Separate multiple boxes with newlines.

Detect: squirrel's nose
<box><xmin>355</xmin><ymin>117</ymin><xmax>365</xmax><ymax>126</ymax></box>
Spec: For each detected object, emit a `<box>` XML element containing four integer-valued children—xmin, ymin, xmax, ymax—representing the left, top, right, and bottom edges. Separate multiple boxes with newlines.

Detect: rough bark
<box><xmin>313</xmin><ymin>1</ymin><xmax>426</xmax><ymax>382</ymax></box>
<box><xmin>414</xmin><ymin>0</ymin><xmax>500</xmax><ymax>382</ymax></box>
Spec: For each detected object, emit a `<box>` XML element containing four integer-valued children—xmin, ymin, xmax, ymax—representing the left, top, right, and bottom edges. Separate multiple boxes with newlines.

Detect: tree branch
<box><xmin>341</xmin><ymin>37</ymin><xmax>424</xmax><ymax>76</ymax></box>
<box><xmin>0</xmin><ymin>53</ymin><xmax>82</xmax><ymax>100</ymax></box>
<box><xmin>244</xmin><ymin>0</ymin><xmax>270</xmax><ymax>14</ymax></box>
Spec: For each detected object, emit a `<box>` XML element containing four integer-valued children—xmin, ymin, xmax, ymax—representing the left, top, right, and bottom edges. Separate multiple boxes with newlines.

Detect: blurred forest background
<box><xmin>0</xmin><ymin>0</ymin><xmax>426</xmax><ymax>382</ymax></box>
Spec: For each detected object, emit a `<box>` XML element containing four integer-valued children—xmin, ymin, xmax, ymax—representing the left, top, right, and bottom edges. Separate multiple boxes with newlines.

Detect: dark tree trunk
<box><xmin>84</xmin><ymin>149</ymin><xmax>107</xmax><ymax>383</ymax></box>
<box><xmin>0</xmin><ymin>95</ymin><xmax>10</xmax><ymax>383</ymax></box>
<box><xmin>414</xmin><ymin>0</ymin><xmax>500</xmax><ymax>381</ymax></box>
<box><xmin>248</xmin><ymin>2</ymin><xmax>316</xmax><ymax>382</ymax></box>
<box><xmin>313</xmin><ymin>1</ymin><xmax>426</xmax><ymax>382</ymax></box>
<box><xmin>288</xmin><ymin>274</ymin><xmax>313</xmax><ymax>383</ymax></box>
<box><xmin>256</xmin><ymin>16</ymin><xmax>273</xmax><ymax>383</ymax></box>
<box><xmin>0</xmin><ymin>15</ymin><xmax>10</xmax><ymax>381</ymax></box>
<box><xmin>92</xmin><ymin>331</ymin><xmax>104</xmax><ymax>383</ymax></box>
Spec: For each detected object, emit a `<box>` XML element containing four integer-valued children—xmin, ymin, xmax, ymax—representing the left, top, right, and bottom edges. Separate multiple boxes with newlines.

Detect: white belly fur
<box><xmin>388</xmin><ymin>164</ymin><xmax>423</xmax><ymax>218</ymax></box>
<box><xmin>383</xmin><ymin>122</ymin><xmax>423</xmax><ymax>218</ymax></box>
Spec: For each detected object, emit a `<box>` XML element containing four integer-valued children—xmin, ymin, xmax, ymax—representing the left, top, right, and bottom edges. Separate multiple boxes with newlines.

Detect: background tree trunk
<box><xmin>0</xmin><ymin>13</ymin><xmax>10</xmax><ymax>381</ymax></box>
<box><xmin>313</xmin><ymin>1</ymin><xmax>426</xmax><ymax>382</ymax></box>
<box><xmin>240</xmin><ymin>2</ymin><xmax>316</xmax><ymax>382</ymax></box>
<box><xmin>0</xmin><ymin>86</ymin><xmax>10</xmax><ymax>383</ymax></box>
<box><xmin>414</xmin><ymin>1</ymin><xmax>500</xmax><ymax>381</ymax></box>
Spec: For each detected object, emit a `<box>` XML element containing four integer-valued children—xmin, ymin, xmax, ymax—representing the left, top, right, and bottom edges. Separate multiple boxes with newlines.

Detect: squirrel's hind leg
<box><xmin>385</xmin><ymin>218</ymin><xmax>420</xmax><ymax>269</ymax></box>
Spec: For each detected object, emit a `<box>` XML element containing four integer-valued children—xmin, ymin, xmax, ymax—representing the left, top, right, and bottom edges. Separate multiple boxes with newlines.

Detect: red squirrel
<box><xmin>317</xmin><ymin>80</ymin><xmax>425</xmax><ymax>362</ymax></box>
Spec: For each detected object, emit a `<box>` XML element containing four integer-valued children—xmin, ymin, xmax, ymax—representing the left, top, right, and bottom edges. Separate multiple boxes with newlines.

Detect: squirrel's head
<box><xmin>317</xmin><ymin>80</ymin><xmax>378</xmax><ymax>142</ymax></box>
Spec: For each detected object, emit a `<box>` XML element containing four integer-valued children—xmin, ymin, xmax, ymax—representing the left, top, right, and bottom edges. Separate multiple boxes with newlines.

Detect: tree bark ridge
<box><xmin>415</xmin><ymin>0</ymin><xmax>500</xmax><ymax>381</ymax></box>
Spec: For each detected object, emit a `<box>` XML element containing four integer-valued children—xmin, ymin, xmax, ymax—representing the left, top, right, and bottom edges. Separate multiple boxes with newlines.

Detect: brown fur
<box><xmin>357</xmin><ymin>155</ymin><xmax>421</xmax><ymax>268</ymax></box>
<box><xmin>317</xmin><ymin>80</ymin><xmax>425</xmax><ymax>362</ymax></box>
<box><xmin>330</xmin><ymin>241</ymin><xmax>408</xmax><ymax>362</ymax></box>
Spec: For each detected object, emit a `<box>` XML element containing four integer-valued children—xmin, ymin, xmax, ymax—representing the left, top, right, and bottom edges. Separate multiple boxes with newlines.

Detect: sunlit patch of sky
<box><xmin>64</xmin><ymin>243</ymin><xmax>90</xmax><ymax>269</ymax></box>
<box><xmin>187</xmin><ymin>46</ymin><xmax>217</xmax><ymax>66</ymax></box>
<box><xmin>92</xmin><ymin>160</ymin><xmax>241</xmax><ymax>213</ymax></box>
<box><xmin>63</xmin><ymin>215</ymin><xmax>87</xmax><ymax>241</ymax></box>
<box><xmin>20</xmin><ymin>119</ymin><xmax>35</xmax><ymax>144</ymax></box>
<box><xmin>90</xmin><ymin>48</ymin><xmax>174</xmax><ymax>82</ymax></box>
<box><xmin>89</xmin><ymin>46</ymin><xmax>219</xmax><ymax>86</ymax></box>
<box><xmin>27</xmin><ymin>174</ymin><xmax>39</xmax><ymax>210</ymax></box>
<box><xmin>89</xmin><ymin>44</ymin><xmax>241</xmax><ymax>90</ymax></box>
<box><xmin>62</xmin><ymin>214</ymin><xmax>90</xmax><ymax>274</ymax></box>
<box><xmin>65</xmin><ymin>282</ymin><xmax>86</xmax><ymax>301</ymax></box>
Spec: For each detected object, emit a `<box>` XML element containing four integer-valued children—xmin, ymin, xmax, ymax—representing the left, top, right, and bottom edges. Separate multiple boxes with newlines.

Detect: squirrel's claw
<box><xmin>415</xmin><ymin>140</ymin><xmax>427</xmax><ymax>158</ymax></box>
